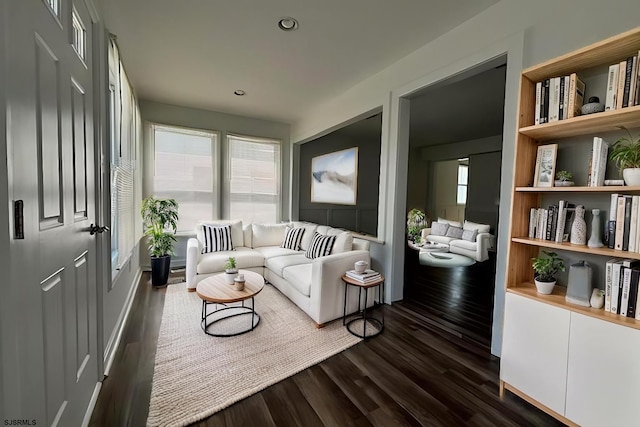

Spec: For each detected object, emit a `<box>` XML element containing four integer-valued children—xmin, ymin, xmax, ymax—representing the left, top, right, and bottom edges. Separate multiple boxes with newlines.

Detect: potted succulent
<box><xmin>609</xmin><ymin>128</ymin><xmax>640</xmax><ymax>185</ymax></box>
<box><xmin>224</xmin><ymin>257</ymin><xmax>238</xmax><ymax>285</ymax></box>
<box><xmin>554</xmin><ymin>170</ymin><xmax>574</xmax><ymax>187</ymax></box>
<box><xmin>141</xmin><ymin>197</ymin><xmax>179</xmax><ymax>287</ymax></box>
<box><xmin>406</xmin><ymin>208</ymin><xmax>428</xmax><ymax>243</ymax></box>
<box><xmin>532</xmin><ymin>251</ymin><xmax>565</xmax><ymax>295</ymax></box>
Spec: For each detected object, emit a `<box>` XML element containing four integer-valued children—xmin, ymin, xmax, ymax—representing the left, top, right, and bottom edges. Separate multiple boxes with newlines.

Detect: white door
<box><xmin>4</xmin><ymin>1</ymin><xmax>100</xmax><ymax>425</ymax></box>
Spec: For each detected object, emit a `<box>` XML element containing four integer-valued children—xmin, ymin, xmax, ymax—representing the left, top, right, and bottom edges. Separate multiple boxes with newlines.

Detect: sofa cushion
<box><xmin>282</xmin><ymin>264</ymin><xmax>312</xmax><ymax>297</ymax></box>
<box><xmin>449</xmin><ymin>239</ymin><xmax>478</xmax><ymax>251</ymax></box>
<box><xmin>265</xmin><ymin>253</ymin><xmax>310</xmax><ymax>277</ymax></box>
<box><xmin>438</xmin><ymin>218</ymin><xmax>462</xmax><ymax>228</ymax></box>
<box><xmin>462</xmin><ymin>228</ymin><xmax>478</xmax><ymax>242</ymax></box>
<box><xmin>252</xmin><ymin>223</ymin><xmax>290</xmax><ymax>248</ymax></box>
<box><xmin>197</xmin><ymin>247</ymin><xmax>263</xmax><ymax>274</ymax></box>
<box><xmin>305</xmin><ymin>232</ymin><xmax>336</xmax><ymax>259</ymax></box>
<box><xmin>431</xmin><ymin>222</ymin><xmax>449</xmax><ymax>236</ymax></box>
<box><xmin>463</xmin><ymin>220</ymin><xmax>491</xmax><ymax>234</ymax></box>
<box><xmin>291</xmin><ymin>222</ymin><xmax>318</xmax><ymax>251</ymax></box>
<box><xmin>281</xmin><ymin>226</ymin><xmax>305</xmax><ymax>250</ymax></box>
<box><xmin>445</xmin><ymin>226</ymin><xmax>464</xmax><ymax>239</ymax></box>
<box><xmin>201</xmin><ymin>224</ymin><xmax>234</xmax><ymax>253</ymax></box>
<box><xmin>328</xmin><ymin>230</ymin><xmax>353</xmax><ymax>254</ymax></box>
<box><xmin>316</xmin><ymin>225</ymin><xmax>331</xmax><ymax>235</ymax></box>
<box><xmin>197</xmin><ymin>219</ymin><xmax>243</xmax><ymax>248</ymax></box>
<box><xmin>253</xmin><ymin>246</ymin><xmax>301</xmax><ymax>260</ymax></box>
<box><xmin>426</xmin><ymin>235</ymin><xmax>457</xmax><ymax>245</ymax></box>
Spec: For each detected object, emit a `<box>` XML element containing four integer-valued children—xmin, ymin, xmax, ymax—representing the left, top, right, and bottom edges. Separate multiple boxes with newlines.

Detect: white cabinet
<box><xmin>566</xmin><ymin>313</ymin><xmax>640</xmax><ymax>426</ymax></box>
<box><xmin>501</xmin><ymin>293</ymin><xmax>571</xmax><ymax>415</ymax></box>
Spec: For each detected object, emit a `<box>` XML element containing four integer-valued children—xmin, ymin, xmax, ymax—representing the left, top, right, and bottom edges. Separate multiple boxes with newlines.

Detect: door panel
<box><xmin>5</xmin><ymin>1</ymin><xmax>100</xmax><ymax>425</ymax></box>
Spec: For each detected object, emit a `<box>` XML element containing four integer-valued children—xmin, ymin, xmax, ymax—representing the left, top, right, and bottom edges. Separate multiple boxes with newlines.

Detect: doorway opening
<box><xmin>402</xmin><ymin>55</ymin><xmax>507</xmax><ymax>351</ymax></box>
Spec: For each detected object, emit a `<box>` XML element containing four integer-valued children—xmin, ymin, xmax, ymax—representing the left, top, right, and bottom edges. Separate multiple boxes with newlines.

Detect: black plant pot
<box><xmin>151</xmin><ymin>255</ymin><xmax>171</xmax><ymax>287</ymax></box>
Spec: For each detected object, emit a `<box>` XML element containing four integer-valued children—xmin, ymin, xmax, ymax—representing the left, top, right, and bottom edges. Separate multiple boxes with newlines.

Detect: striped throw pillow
<box><xmin>305</xmin><ymin>232</ymin><xmax>336</xmax><ymax>259</ymax></box>
<box><xmin>281</xmin><ymin>227</ymin><xmax>305</xmax><ymax>250</ymax></box>
<box><xmin>202</xmin><ymin>224</ymin><xmax>234</xmax><ymax>253</ymax></box>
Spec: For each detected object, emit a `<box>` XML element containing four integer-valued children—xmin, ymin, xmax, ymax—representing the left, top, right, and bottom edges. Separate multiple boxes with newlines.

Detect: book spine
<box><xmin>630</xmin><ymin>196</ymin><xmax>639</xmax><ymax>252</ymax></box>
<box><xmin>605</xmin><ymin>64</ymin><xmax>620</xmax><ymax>110</ymax></box>
<box><xmin>535</xmin><ymin>82</ymin><xmax>542</xmax><ymax>125</ymax></box>
<box><xmin>549</xmin><ymin>77</ymin><xmax>560</xmax><ymax>122</ymax></box>
<box><xmin>545</xmin><ymin>206</ymin><xmax>556</xmax><ymax>241</ymax></box>
<box><xmin>628</xmin><ymin>269</ymin><xmax>640</xmax><ymax>318</ymax></box>
<box><xmin>529</xmin><ymin>208</ymin><xmax>537</xmax><ymax>238</ymax></box>
<box><xmin>615</xmin><ymin>196</ymin><xmax>626</xmax><ymax>250</ymax></box>
<box><xmin>622</xmin><ymin>56</ymin><xmax>634</xmax><ymax>108</ymax></box>
<box><xmin>558</xmin><ymin>76</ymin><xmax>566</xmax><ymax>120</ymax></box>
<box><xmin>541</xmin><ymin>209</ymin><xmax>548</xmax><ymax>240</ymax></box>
<box><xmin>623</xmin><ymin>196</ymin><xmax>633</xmax><ymax>251</ymax></box>
<box><xmin>590</xmin><ymin>137</ymin><xmax>601</xmax><ymax>187</ymax></box>
<box><xmin>562</xmin><ymin>76</ymin><xmax>570</xmax><ymax>119</ymax></box>
<box><xmin>629</xmin><ymin>56</ymin><xmax>638</xmax><ymax>106</ymax></box>
<box><xmin>541</xmin><ymin>79</ymin><xmax>550</xmax><ymax>124</ymax></box>
<box><xmin>610</xmin><ymin>193</ymin><xmax>620</xmax><ymax>221</ymax></box>
<box><xmin>597</xmin><ymin>140</ymin><xmax>609</xmax><ymax>187</ymax></box>
<box><xmin>617</xmin><ymin>60</ymin><xmax>627</xmax><ymax>109</ymax></box>
<box><xmin>636</xmin><ymin>50</ymin><xmax>640</xmax><ymax>106</ymax></box>
<box><xmin>607</xmin><ymin>220</ymin><xmax>617</xmax><ymax>249</ymax></box>
<box><xmin>612</xmin><ymin>262</ymin><xmax>623</xmax><ymax>314</ymax></box>
<box><xmin>621</xmin><ymin>267</ymin><xmax>632</xmax><ymax>316</ymax></box>
<box><xmin>555</xmin><ymin>201</ymin><xmax>566</xmax><ymax>243</ymax></box>
<box><xmin>605</xmin><ymin>259</ymin><xmax>614</xmax><ymax>312</ymax></box>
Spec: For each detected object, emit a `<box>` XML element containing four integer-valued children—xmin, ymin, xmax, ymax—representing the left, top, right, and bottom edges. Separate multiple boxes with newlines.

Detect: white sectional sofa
<box><xmin>420</xmin><ymin>218</ymin><xmax>494</xmax><ymax>262</ymax></box>
<box><xmin>186</xmin><ymin>220</ymin><xmax>372</xmax><ymax>326</ymax></box>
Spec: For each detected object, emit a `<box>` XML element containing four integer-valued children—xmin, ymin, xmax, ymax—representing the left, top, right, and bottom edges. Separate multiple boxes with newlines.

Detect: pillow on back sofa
<box><xmin>202</xmin><ymin>224</ymin><xmax>234</xmax><ymax>253</ymax></box>
<box><xmin>430</xmin><ymin>222</ymin><xmax>449</xmax><ymax>236</ymax></box>
<box><xmin>445</xmin><ymin>226</ymin><xmax>464</xmax><ymax>239</ymax></box>
<box><xmin>252</xmin><ymin>223</ymin><xmax>290</xmax><ymax>248</ymax></box>
<box><xmin>463</xmin><ymin>220</ymin><xmax>491</xmax><ymax>234</ymax></box>
<box><xmin>327</xmin><ymin>229</ymin><xmax>354</xmax><ymax>254</ymax></box>
<box><xmin>305</xmin><ymin>232</ymin><xmax>336</xmax><ymax>259</ymax></box>
<box><xmin>462</xmin><ymin>228</ymin><xmax>478</xmax><ymax>242</ymax></box>
<box><xmin>438</xmin><ymin>217</ymin><xmax>462</xmax><ymax>228</ymax></box>
<box><xmin>281</xmin><ymin>226</ymin><xmax>305</xmax><ymax>250</ymax></box>
<box><xmin>197</xmin><ymin>219</ymin><xmax>243</xmax><ymax>249</ymax></box>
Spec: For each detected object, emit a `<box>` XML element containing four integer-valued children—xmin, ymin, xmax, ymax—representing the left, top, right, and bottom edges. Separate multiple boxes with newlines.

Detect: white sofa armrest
<box><xmin>474</xmin><ymin>233</ymin><xmax>494</xmax><ymax>262</ymax></box>
<box><xmin>309</xmin><ymin>250</ymin><xmax>371</xmax><ymax>325</ymax></box>
<box><xmin>420</xmin><ymin>228</ymin><xmax>432</xmax><ymax>241</ymax></box>
<box><xmin>186</xmin><ymin>237</ymin><xmax>200</xmax><ymax>291</ymax></box>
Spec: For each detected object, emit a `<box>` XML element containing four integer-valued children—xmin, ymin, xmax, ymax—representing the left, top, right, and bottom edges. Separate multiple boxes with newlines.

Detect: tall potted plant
<box><xmin>406</xmin><ymin>208</ymin><xmax>428</xmax><ymax>243</ymax></box>
<box><xmin>141</xmin><ymin>197</ymin><xmax>179</xmax><ymax>286</ymax></box>
<box><xmin>609</xmin><ymin>128</ymin><xmax>640</xmax><ymax>186</ymax></box>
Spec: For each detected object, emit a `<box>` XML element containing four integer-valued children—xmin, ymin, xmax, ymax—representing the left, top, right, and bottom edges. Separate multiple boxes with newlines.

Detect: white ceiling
<box><xmin>97</xmin><ymin>0</ymin><xmax>499</xmax><ymax>124</ymax></box>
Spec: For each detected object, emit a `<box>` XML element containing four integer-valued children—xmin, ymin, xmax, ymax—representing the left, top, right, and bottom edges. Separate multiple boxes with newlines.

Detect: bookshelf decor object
<box><xmin>501</xmin><ymin>27</ymin><xmax>640</xmax><ymax>426</ymax></box>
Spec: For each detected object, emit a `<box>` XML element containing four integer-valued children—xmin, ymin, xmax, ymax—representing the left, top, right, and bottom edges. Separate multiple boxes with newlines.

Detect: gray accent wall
<box><xmin>298</xmin><ymin>113</ymin><xmax>382</xmax><ymax>235</ymax></box>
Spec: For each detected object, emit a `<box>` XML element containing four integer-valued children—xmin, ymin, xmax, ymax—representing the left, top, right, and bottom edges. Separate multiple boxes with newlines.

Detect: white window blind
<box><xmin>72</xmin><ymin>8</ymin><xmax>86</xmax><ymax>60</ymax></box>
<box><xmin>153</xmin><ymin>125</ymin><xmax>217</xmax><ymax>232</ymax></box>
<box><xmin>228</xmin><ymin>134</ymin><xmax>280</xmax><ymax>224</ymax></box>
<box><xmin>457</xmin><ymin>163</ymin><xmax>468</xmax><ymax>205</ymax></box>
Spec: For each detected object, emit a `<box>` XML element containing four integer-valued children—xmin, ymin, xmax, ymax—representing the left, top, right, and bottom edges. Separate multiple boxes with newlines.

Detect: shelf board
<box><xmin>507</xmin><ymin>283</ymin><xmax>640</xmax><ymax>331</ymax></box>
<box><xmin>511</xmin><ymin>237</ymin><xmax>640</xmax><ymax>259</ymax></box>
<box><xmin>519</xmin><ymin>105</ymin><xmax>640</xmax><ymax>140</ymax></box>
<box><xmin>515</xmin><ymin>185</ymin><xmax>640</xmax><ymax>193</ymax></box>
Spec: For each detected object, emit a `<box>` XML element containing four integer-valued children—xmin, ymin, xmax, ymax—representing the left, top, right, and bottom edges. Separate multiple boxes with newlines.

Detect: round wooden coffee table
<box><xmin>196</xmin><ymin>270</ymin><xmax>265</xmax><ymax>337</ymax></box>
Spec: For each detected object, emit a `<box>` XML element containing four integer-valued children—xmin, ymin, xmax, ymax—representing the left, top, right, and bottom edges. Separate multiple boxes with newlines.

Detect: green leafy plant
<box><xmin>531</xmin><ymin>251</ymin><xmax>565</xmax><ymax>282</ymax></box>
<box><xmin>555</xmin><ymin>170</ymin><xmax>573</xmax><ymax>182</ymax></box>
<box><xmin>224</xmin><ymin>257</ymin><xmax>237</xmax><ymax>271</ymax></box>
<box><xmin>609</xmin><ymin>128</ymin><xmax>640</xmax><ymax>174</ymax></box>
<box><xmin>406</xmin><ymin>208</ymin><xmax>428</xmax><ymax>242</ymax></box>
<box><xmin>141</xmin><ymin>197</ymin><xmax>179</xmax><ymax>258</ymax></box>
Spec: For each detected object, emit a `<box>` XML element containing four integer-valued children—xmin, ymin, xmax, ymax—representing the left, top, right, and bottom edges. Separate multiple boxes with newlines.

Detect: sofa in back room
<box><xmin>420</xmin><ymin>218</ymin><xmax>495</xmax><ymax>262</ymax></box>
<box><xmin>186</xmin><ymin>220</ymin><xmax>374</xmax><ymax>327</ymax></box>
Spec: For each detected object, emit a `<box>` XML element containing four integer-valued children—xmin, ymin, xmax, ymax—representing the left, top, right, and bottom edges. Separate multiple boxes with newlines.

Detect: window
<box><xmin>457</xmin><ymin>160</ymin><xmax>468</xmax><ymax>205</ymax></box>
<box><xmin>44</xmin><ymin>0</ymin><xmax>59</xmax><ymax>17</ymax></box>
<box><xmin>72</xmin><ymin>8</ymin><xmax>86</xmax><ymax>60</ymax></box>
<box><xmin>153</xmin><ymin>125</ymin><xmax>217</xmax><ymax>232</ymax></box>
<box><xmin>228</xmin><ymin>135</ymin><xmax>281</xmax><ymax>224</ymax></box>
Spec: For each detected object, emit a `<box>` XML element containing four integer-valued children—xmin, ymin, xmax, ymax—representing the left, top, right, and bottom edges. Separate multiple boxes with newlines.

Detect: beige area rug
<box><xmin>147</xmin><ymin>282</ymin><xmax>362</xmax><ymax>427</ymax></box>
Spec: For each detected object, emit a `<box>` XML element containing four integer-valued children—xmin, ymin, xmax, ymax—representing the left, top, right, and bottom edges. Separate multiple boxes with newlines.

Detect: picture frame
<box><xmin>533</xmin><ymin>144</ymin><xmax>558</xmax><ymax>187</ymax></box>
<box><xmin>311</xmin><ymin>147</ymin><xmax>358</xmax><ymax>205</ymax></box>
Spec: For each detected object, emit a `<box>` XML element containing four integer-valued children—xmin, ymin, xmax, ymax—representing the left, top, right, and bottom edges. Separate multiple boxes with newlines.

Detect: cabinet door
<box><xmin>501</xmin><ymin>293</ymin><xmax>571</xmax><ymax>415</ymax></box>
<box><xmin>566</xmin><ymin>313</ymin><xmax>640</xmax><ymax>426</ymax></box>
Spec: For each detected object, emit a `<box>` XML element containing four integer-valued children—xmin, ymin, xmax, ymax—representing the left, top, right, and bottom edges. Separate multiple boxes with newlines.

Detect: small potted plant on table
<box><xmin>554</xmin><ymin>170</ymin><xmax>574</xmax><ymax>187</ymax></box>
<box><xmin>141</xmin><ymin>197</ymin><xmax>179</xmax><ymax>287</ymax></box>
<box><xmin>532</xmin><ymin>251</ymin><xmax>565</xmax><ymax>295</ymax></box>
<box><xmin>224</xmin><ymin>257</ymin><xmax>238</xmax><ymax>284</ymax></box>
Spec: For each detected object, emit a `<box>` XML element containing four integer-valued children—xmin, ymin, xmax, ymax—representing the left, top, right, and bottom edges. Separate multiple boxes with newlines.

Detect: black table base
<box><xmin>200</xmin><ymin>298</ymin><xmax>260</xmax><ymax>337</ymax></box>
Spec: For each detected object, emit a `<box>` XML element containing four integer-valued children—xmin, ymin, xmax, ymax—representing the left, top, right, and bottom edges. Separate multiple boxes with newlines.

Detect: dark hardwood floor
<box><xmin>90</xmin><ymin>271</ymin><xmax>563</xmax><ymax>427</ymax></box>
<box><xmin>403</xmin><ymin>246</ymin><xmax>497</xmax><ymax>351</ymax></box>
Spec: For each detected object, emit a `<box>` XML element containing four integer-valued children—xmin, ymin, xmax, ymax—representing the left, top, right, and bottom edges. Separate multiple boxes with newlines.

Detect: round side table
<box><xmin>341</xmin><ymin>274</ymin><xmax>385</xmax><ymax>339</ymax></box>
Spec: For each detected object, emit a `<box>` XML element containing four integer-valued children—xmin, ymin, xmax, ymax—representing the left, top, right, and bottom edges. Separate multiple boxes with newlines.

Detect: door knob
<box><xmin>89</xmin><ymin>224</ymin><xmax>110</xmax><ymax>235</ymax></box>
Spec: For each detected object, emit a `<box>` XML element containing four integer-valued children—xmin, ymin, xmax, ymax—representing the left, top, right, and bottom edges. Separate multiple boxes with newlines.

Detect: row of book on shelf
<box><xmin>604</xmin><ymin>52</ymin><xmax>640</xmax><ymax>111</ymax></box>
<box><xmin>345</xmin><ymin>269</ymin><xmax>381</xmax><ymax>284</ymax></box>
<box><xmin>605</xmin><ymin>258</ymin><xmax>640</xmax><ymax>320</ymax></box>
<box><xmin>534</xmin><ymin>73</ymin><xmax>585</xmax><ymax>125</ymax></box>
<box><xmin>529</xmin><ymin>193</ymin><xmax>640</xmax><ymax>253</ymax></box>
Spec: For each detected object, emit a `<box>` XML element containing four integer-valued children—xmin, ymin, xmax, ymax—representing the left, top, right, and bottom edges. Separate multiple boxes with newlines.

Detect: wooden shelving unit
<box><xmin>502</xmin><ymin>27</ymin><xmax>640</xmax><ymax>425</ymax></box>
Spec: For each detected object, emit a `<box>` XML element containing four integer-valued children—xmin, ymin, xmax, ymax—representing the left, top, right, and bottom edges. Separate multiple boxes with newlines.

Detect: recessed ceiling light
<box><xmin>234</xmin><ymin>90</ymin><xmax>245</xmax><ymax>96</ymax></box>
<box><xmin>278</xmin><ymin>17</ymin><xmax>298</xmax><ymax>31</ymax></box>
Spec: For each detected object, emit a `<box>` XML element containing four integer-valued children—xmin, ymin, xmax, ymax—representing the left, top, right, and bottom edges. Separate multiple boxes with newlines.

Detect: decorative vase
<box><xmin>534</xmin><ymin>278</ymin><xmax>556</xmax><ymax>295</ymax></box>
<box><xmin>581</xmin><ymin>96</ymin><xmax>605</xmax><ymax>115</ymax></box>
<box><xmin>570</xmin><ymin>205</ymin><xmax>587</xmax><ymax>245</ymax></box>
<box><xmin>587</xmin><ymin>208</ymin><xmax>604</xmax><ymax>248</ymax></box>
<box><xmin>554</xmin><ymin>180</ymin><xmax>575</xmax><ymax>187</ymax></box>
<box><xmin>225</xmin><ymin>269</ymin><xmax>238</xmax><ymax>285</ymax></box>
<box><xmin>622</xmin><ymin>168</ymin><xmax>640</xmax><ymax>186</ymax></box>
<box><xmin>234</xmin><ymin>274</ymin><xmax>245</xmax><ymax>291</ymax></box>
<box><xmin>590</xmin><ymin>289</ymin><xmax>605</xmax><ymax>309</ymax></box>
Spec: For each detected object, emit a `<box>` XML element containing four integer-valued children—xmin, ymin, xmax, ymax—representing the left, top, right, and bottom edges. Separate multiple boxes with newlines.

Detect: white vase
<box><xmin>570</xmin><ymin>205</ymin><xmax>587</xmax><ymax>245</ymax></box>
<box><xmin>534</xmin><ymin>278</ymin><xmax>556</xmax><ymax>295</ymax></box>
<box><xmin>623</xmin><ymin>168</ymin><xmax>640</xmax><ymax>186</ymax></box>
<box><xmin>224</xmin><ymin>270</ymin><xmax>237</xmax><ymax>284</ymax></box>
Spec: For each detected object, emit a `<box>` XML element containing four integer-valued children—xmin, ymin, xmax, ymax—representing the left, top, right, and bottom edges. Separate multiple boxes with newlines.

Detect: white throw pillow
<box><xmin>330</xmin><ymin>231</ymin><xmax>353</xmax><ymax>254</ymax></box>
<box><xmin>197</xmin><ymin>219</ymin><xmax>243</xmax><ymax>248</ymax></box>
<box><xmin>437</xmin><ymin>217</ymin><xmax>463</xmax><ymax>228</ymax></box>
<box><xmin>281</xmin><ymin>226</ymin><xmax>305</xmax><ymax>250</ymax></box>
<box><xmin>251</xmin><ymin>223</ymin><xmax>290</xmax><ymax>248</ymax></box>
<box><xmin>462</xmin><ymin>229</ymin><xmax>478</xmax><ymax>242</ymax></box>
<box><xmin>445</xmin><ymin>226</ymin><xmax>464</xmax><ymax>239</ymax></box>
<box><xmin>463</xmin><ymin>220</ymin><xmax>491</xmax><ymax>234</ymax></box>
<box><xmin>430</xmin><ymin>222</ymin><xmax>449</xmax><ymax>236</ymax></box>
<box><xmin>201</xmin><ymin>224</ymin><xmax>234</xmax><ymax>253</ymax></box>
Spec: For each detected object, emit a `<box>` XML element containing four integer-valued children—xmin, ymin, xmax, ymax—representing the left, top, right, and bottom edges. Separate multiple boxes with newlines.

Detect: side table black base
<box><xmin>346</xmin><ymin>316</ymin><xmax>384</xmax><ymax>338</ymax></box>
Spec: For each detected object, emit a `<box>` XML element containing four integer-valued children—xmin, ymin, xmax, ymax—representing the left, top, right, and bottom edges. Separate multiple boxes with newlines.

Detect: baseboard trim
<box><xmin>103</xmin><ymin>267</ymin><xmax>142</xmax><ymax>376</ymax></box>
<box><xmin>81</xmin><ymin>381</ymin><xmax>102</xmax><ymax>427</ymax></box>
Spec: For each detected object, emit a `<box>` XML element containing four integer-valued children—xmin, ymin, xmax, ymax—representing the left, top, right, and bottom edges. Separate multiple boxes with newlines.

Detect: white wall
<box><xmin>434</xmin><ymin>160</ymin><xmax>464</xmax><ymax>222</ymax></box>
<box><xmin>290</xmin><ymin>0</ymin><xmax>640</xmax><ymax>356</ymax></box>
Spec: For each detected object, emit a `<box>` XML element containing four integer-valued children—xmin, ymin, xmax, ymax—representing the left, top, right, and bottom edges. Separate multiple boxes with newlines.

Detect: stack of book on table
<box><xmin>346</xmin><ymin>269</ymin><xmax>381</xmax><ymax>284</ymax></box>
